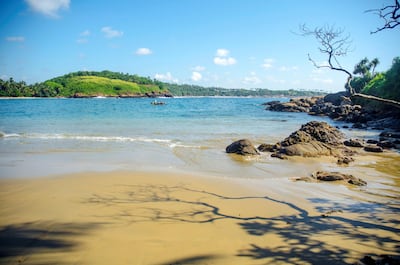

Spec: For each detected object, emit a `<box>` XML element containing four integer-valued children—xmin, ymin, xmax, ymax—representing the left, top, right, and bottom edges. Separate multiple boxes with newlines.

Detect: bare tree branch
<box><xmin>299</xmin><ymin>24</ymin><xmax>354</xmax><ymax>94</ymax></box>
<box><xmin>367</xmin><ymin>0</ymin><xmax>400</xmax><ymax>33</ymax></box>
<box><xmin>300</xmin><ymin>24</ymin><xmax>400</xmax><ymax>109</ymax></box>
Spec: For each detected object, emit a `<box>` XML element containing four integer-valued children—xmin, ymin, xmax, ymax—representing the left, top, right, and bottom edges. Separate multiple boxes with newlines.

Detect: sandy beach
<box><xmin>1</xmin><ymin>152</ymin><xmax>399</xmax><ymax>265</ymax></box>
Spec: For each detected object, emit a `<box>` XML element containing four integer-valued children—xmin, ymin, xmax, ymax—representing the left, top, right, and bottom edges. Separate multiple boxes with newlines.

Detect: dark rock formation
<box><xmin>294</xmin><ymin>171</ymin><xmax>367</xmax><ymax>186</ymax></box>
<box><xmin>344</xmin><ymin>139</ymin><xmax>365</xmax><ymax>148</ymax></box>
<box><xmin>226</xmin><ymin>139</ymin><xmax>260</xmax><ymax>156</ymax></box>
<box><xmin>364</xmin><ymin>145</ymin><xmax>383</xmax><ymax>153</ymax></box>
<box><xmin>281</xmin><ymin>121</ymin><xmax>344</xmax><ymax>146</ymax></box>
<box><xmin>257</xmin><ymin>143</ymin><xmax>276</xmax><ymax>152</ymax></box>
<box><xmin>258</xmin><ymin>121</ymin><xmax>348</xmax><ymax>159</ymax></box>
<box><xmin>264</xmin><ymin>92</ymin><xmax>400</xmax><ymax>132</ymax></box>
<box><xmin>312</xmin><ymin>171</ymin><xmax>367</xmax><ymax>186</ymax></box>
<box><xmin>264</xmin><ymin>97</ymin><xmax>322</xmax><ymax>113</ymax></box>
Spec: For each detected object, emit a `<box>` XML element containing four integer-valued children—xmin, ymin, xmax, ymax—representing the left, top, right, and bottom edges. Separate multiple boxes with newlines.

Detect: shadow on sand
<box><xmin>0</xmin><ymin>221</ymin><xmax>101</xmax><ymax>265</ymax></box>
<box><xmin>85</xmin><ymin>183</ymin><xmax>400</xmax><ymax>264</ymax></box>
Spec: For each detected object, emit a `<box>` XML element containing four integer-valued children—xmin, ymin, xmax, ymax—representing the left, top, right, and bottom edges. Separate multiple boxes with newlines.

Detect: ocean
<box><xmin>0</xmin><ymin>97</ymin><xmax>380</xmax><ymax>179</ymax></box>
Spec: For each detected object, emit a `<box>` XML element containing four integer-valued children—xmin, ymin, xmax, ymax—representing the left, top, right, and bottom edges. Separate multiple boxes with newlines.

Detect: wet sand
<box><xmin>1</xmin><ymin>155</ymin><xmax>399</xmax><ymax>265</ymax></box>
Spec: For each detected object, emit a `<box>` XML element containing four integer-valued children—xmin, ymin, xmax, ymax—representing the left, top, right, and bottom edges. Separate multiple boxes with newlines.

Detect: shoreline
<box><xmin>1</xmin><ymin>162</ymin><xmax>399</xmax><ymax>264</ymax></box>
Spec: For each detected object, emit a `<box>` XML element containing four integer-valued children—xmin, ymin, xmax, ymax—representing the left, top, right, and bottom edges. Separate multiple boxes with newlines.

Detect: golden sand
<box><xmin>0</xmin><ymin>166</ymin><xmax>399</xmax><ymax>265</ymax></box>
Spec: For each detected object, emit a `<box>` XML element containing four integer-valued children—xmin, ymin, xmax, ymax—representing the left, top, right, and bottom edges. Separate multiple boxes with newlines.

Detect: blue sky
<box><xmin>0</xmin><ymin>0</ymin><xmax>399</xmax><ymax>92</ymax></box>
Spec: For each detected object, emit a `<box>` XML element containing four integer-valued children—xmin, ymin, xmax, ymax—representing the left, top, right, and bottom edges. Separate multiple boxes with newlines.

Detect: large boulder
<box><xmin>281</xmin><ymin>141</ymin><xmax>334</xmax><ymax>157</ymax></box>
<box><xmin>226</xmin><ymin>139</ymin><xmax>260</xmax><ymax>156</ymax></box>
<box><xmin>281</xmin><ymin>121</ymin><xmax>344</xmax><ymax>147</ymax></box>
<box><xmin>259</xmin><ymin>121</ymin><xmax>346</xmax><ymax>158</ymax></box>
<box><xmin>323</xmin><ymin>91</ymin><xmax>350</xmax><ymax>106</ymax></box>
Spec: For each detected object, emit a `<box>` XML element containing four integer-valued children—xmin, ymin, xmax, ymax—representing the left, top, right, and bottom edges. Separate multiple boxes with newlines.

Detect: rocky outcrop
<box><xmin>344</xmin><ymin>139</ymin><xmax>365</xmax><ymax>148</ymax></box>
<box><xmin>226</xmin><ymin>139</ymin><xmax>260</xmax><ymax>156</ymax></box>
<box><xmin>271</xmin><ymin>121</ymin><xmax>345</xmax><ymax>158</ymax></box>
<box><xmin>264</xmin><ymin>92</ymin><xmax>400</xmax><ymax>131</ymax></box>
<box><xmin>294</xmin><ymin>171</ymin><xmax>367</xmax><ymax>186</ymax></box>
<box><xmin>264</xmin><ymin>97</ymin><xmax>322</xmax><ymax>113</ymax></box>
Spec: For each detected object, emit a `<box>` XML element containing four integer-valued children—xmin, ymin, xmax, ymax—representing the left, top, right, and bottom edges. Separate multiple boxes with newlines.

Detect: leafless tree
<box><xmin>299</xmin><ymin>24</ymin><xmax>355</xmax><ymax>94</ymax></box>
<box><xmin>300</xmin><ymin>24</ymin><xmax>400</xmax><ymax>108</ymax></box>
<box><xmin>367</xmin><ymin>0</ymin><xmax>400</xmax><ymax>34</ymax></box>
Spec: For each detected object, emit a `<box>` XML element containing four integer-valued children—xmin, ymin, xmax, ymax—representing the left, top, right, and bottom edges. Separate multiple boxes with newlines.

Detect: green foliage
<box><xmin>361</xmin><ymin>57</ymin><xmax>400</xmax><ymax>101</ymax></box>
<box><xmin>165</xmin><ymin>84</ymin><xmax>323</xmax><ymax>97</ymax></box>
<box><xmin>0</xmin><ymin>70</ymin><xmax>325</xmax><ymax>98</ymax></box>
<box><xmin>348</xmin><ymin>57</ymin><xmax>380</xmax><ymax>93</ymax></box>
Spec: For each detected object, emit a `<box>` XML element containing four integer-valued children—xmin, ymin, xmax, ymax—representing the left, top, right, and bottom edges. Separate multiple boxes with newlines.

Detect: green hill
<box><xmin>42</xmin><ymin>71</ymin><xmax>170</xmax><ymax>98</ymax></box>
<box><xmin>44</xmin><ymin>75</ymin><xmax>167</xmax><ymax>98</ymax></box>
<box><xmin>0</xmin><ymin>70</ymin><xmax>325</xmax><ymax>97</ymax></box>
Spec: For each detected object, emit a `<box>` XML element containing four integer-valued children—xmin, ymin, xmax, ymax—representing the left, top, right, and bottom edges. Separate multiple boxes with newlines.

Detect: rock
<box><xmin>380</xmin><ymin>131</ymin><xmax>400</xmax><ymax>139</ymax></box>
<box><xmin>367</xmin><ymin>139</ymin><xmax>379</xmax><ymax>144</ymax></box>
<box><xmin>264</xmin><ymin>97</ymin><xmax>323</xmax><ymax>113</ymax></box>
<box><xmin>281</xmin><ymin>141</ymin><xmax>333</xmax><ymax>157</ymax></box>
<box><xmin>337</xmin><ymin>156</ymin><xmax>355</xmax><ymax>165</ymax></box>
<box><xmin>281</xmin><ymin>121</ymin><xmax>344</xmax><ymax>147</ymax></box>
<box><xmin>311</xmin><ymin>171</ymin><xmax>367</xmax><ymax>186</ymax></box>
<box><xmin>344</xmin><ymin>139</ymin><xmax>364</xmax><ymax>148</ymax></box>
<box><xmin>271</xmin><ymin>153</ymin><xmax>287</xmax><ymax>159</ymax></box>
<box><xmin>364</xmin><ymin>145</ymin><xmax>383</xmax><ymax>153</ymax></box>
<box><xmin>377</xmin><ymin>141</ymin><xmax>395</xmax><ymax>149</ymax></box>
<box><xmin>324</xmin><ymin>91</ymin><xmax>349</xmax><ymax>106</ymax></box>
<box><xmin>226</xmin><ymin>139</ymin><xmax>260</xmax><ymax>156</ymax></box>
<box><xmin>257</xmin><ymin>143</ymin><xmax>276</xmax><ymax>152</ymax></box>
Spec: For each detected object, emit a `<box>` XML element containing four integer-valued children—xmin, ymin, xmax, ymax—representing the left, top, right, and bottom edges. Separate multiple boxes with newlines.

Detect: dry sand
<box><xmin>0</xmin><ymin>156</ymin><xmax>399</xmax><ymax>264</ymax></box>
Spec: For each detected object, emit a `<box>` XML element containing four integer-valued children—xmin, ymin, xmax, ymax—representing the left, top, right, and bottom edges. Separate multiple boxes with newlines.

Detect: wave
<box><xmin>0</xmin><ymin>132</ymin><xmax>172</xmax><ymax>143</ymax></box>
<box><xmin>0</xmin><ymin>132</ymin><xmax>208</xmax><ymax>150</ymax></box>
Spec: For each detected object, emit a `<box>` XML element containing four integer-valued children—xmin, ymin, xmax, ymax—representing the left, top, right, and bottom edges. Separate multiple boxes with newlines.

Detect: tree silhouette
<box><xmin>367</xmin><ymin>0</ymin><xmax>400</xmax><ymax>33</ymax></box>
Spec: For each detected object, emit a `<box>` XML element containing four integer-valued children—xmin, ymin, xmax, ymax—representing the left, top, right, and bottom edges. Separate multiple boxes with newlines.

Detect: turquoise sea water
<box><xmin>0</xmin><ymin>97</ymin><xmax>379</xmax><ymax>178</ymax></box>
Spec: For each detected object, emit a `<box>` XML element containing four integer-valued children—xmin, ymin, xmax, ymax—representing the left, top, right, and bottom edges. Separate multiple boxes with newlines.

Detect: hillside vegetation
<box><xmin>44</xmin><ymin>75</ymin><xmax>165</xmax><ymax>97</ymax></box>
<box><xmin>0</xmin><ymin>70</ymin><xmax>325</xmax><ymax>98</ymax></box>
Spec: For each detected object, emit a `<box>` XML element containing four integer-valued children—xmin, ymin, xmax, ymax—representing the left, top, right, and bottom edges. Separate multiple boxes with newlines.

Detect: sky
<box><xmin>0</xmin><ymin>0</ymin><xmax>399</xmax><ymax>92</ymax></box>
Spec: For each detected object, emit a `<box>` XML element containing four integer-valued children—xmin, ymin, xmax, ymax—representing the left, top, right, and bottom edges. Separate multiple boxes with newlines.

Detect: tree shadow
<box><xmin>0</xmin><ymin>221</ymin><xmax>101</xmax><ymax>264</ymax></box>
<box><xmin>238</xmin><ymin>197</ymin><xmax>400</xmax><ymax>264</ymax></box>
<box><xmin>153</xmin><ymin>254</ymin><xmax>220</xmax><ymax>265</ymax></box>
<box><xmin>84</xmin><ymin>184</ymin><xmax>400</xmax><ymax>264</ymax></box>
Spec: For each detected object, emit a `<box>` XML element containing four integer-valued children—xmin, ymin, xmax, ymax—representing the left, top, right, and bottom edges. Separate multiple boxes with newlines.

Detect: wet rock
<box><xmin>344</xmin><ymin>139</ymin><xmax>364</xmax><ymax>148</ymax></box>
<box><xmin>226</xmin><ymin>139</ymin><xmax>260</xmax><ymax>156</ymax></box>
<box><xmin>281</xmin><ymin>141</ymin><xmax>333</xmax><ymax>157</ymax></box>
<box><xmin>264</xmin><ymin>97</ymin><xmax>322</xmax><ymax>113</ymax></box>
<box><xmin>311</xmin><ymin>171</ymin><xmax>367</xmax><ymax>186</ymax></box>
<box><xmin>377</xmin><ymin>140</ymin><xmax>395</xmax><ymax>149</ymax></box>
<box><xmin>257</xmin><ymin>143</ymin><xmax>276</xmax><ymax>152</ymax></box>
<box><xmin>337</xmin><ymin>156</ymin><xmax>355</xmax><ymax>165</ymax></box>
<box><xmin>367</xmin><ymin>139</ymin><xmax>379</xmax><ymax>144</ymax></box>
<box><xmin>364</xmin><ymin>145</ymin><xmax>383</xmax><ymax>153</ymax></box>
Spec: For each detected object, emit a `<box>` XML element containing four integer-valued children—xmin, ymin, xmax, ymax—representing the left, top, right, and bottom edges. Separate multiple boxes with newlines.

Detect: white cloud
<box><xmin>191</xmin><ymin>71</ymin><xmax>202</xmax><ymax>81</ymax></box>
<box><xmin>243</xmin><ymin>72</ymin><xmax>261</xmax><ymax>85</ymax></box>
<box><xmin>80</xmin><ymin>30</ymin><xmax>90</xmax><ymax>36</ymax></box>
<box><xmin>5</xmin><ymin>36</ymin><xmax>25</xmax><ymax>42</ymax></box>
<box><xmin>216</xmin><ymin>49</ymin><xmax>229</xmax><ymax>57</ymax></box>
<box><xmin>192</xmin><ymin>66</ymin><xmax>205</xmax><ymax>71</ymax></box>
<box><xmin>214</xmin><ymin>57</ymin><xmax>236</xmax><ymax>66</ymax></box>
<box><xmin>135</xmin><ymin>48</ymin><xmax>152</xmax><ymax>55</ymax></box>
<box><xmin>25</xmin><ymin>0</ymin><xmax>69</xmax><ymax>18</ymax></box>
<box><xmin>214</xmin><ymin>49</ymin><xmax>237</xmax><ymax>66</ymax></box>
<box><xmin>261</xmin><ymin>58</ymin><xmax>274</xmax><ymax>70</ymax></box>
<box><xmin>154</xmin><ymin>72</ymin><xmax>179</xmax><ymax>83</ymax></box>
<box><xmin>101</xmin><ymin>26</ymin><xmax>123</xmax><ymax>38</ymax></box>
